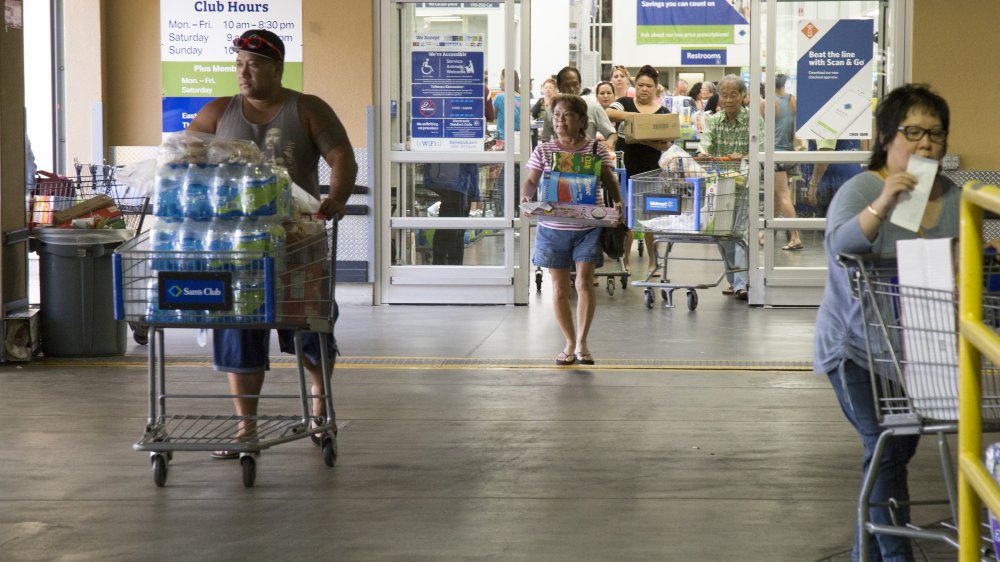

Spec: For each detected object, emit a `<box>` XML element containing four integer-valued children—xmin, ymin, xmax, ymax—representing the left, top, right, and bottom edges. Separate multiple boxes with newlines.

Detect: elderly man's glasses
<box><xmin>232</xmin><ymin>34</ymin><xmax>284</xmax><ymax>57</ymax></box>
<box><xmin>896</xmin><ymin>125</ymin><xmax>947</xmax><ymax>144</ymax></box>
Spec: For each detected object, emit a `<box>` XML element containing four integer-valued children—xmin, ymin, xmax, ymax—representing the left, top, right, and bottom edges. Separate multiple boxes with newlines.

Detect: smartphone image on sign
<box><xmin>810</xmin><ymin>87</ymin><xmax>871</xmax><ymax>139</ymax></box>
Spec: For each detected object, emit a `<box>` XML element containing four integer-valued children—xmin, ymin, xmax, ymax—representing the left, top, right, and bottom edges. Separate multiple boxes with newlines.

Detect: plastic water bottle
<box><xmin>233</xmin><ymin>273</ymin><xmax>266</xmax><ymax>322</ymax></box>
<box><xmin>212</xmin><ymin>163</ymin><xmax>243</xmax><ymax>220</ymax></box>
<box><xmin>153</xmin><ymin>162</ymin><xmax>186</xmax><ymax>219</ymax></box>
<box><xmin>204</xmin><ymin>221</ymin><xmax>235</xmax><ymax>271</ymax></box>
<box><xmin>240</xmin><ymin>164</ymin><xmax>278</xmax><ymax>217</ymax></box>
<box><xmin>149</xmin><ymin>221</ymin><xmax>178</xmax><ymax>271</ymax></box>
<box><xmin>181</xmin><ymin>163</ymin><xmax>216</xmax><ymax>221</ymax></box>
<box><xmin>144</xmin><ymin>278</ymin><xmax>161</xmax><ymax>323</ymax></box>
<box><xmin>232</xmin><ymin>218</ymin><xmax>270</xmax><ymax>270</ymax></box>
<box><xmin>175</xmin><ymin>220</ymin><xmax>207</xmax><ymax>272</ymax></box>
<box><xmin>274</xmin><ymin>167</ymin><xmax>292</xmax><ymax>219</ymax></box>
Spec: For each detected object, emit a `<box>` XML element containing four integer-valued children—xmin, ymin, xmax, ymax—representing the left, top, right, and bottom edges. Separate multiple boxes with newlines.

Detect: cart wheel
<box><xmin>133</xmin><ymin>325</ymin><xmax>149</xmax><ymax>346</ymax></box>
<box><xmin>661</xmin><ymin>288</ymin><xmax>670</xmax><ymax>302</ymax></box>
<box><xmin>606</xmin><ymin>278</ymin><xmax>615</xmax><ymax>296</ymax></box>
<box><xmin>687</xmin><ymin>290</ymin><xmax>699</xmax><ymax>311</ymax></box>
<box><xmin>535</xmin><ymin>271</ymin><xmax>543</xmax><ymax>292</ymax></box>
<box><xmin>241</xmin><ymin>455</ymin><xmax>256</xmax><ymax>487</ymax></box>
<box><xmin>322</xmin><ymin>436</ymin><xmax>338</xmax><ymax>467</ymax></box>
<box><xmin>151</xmin><ymin>454</ymin><xmax>167</xmax><ymax>487</ymax></box>
<box><xmin>621</xmin><ymin>275</ymin><xmax>628</xmax><ymax>289</ymax></box>
<box><xmin>637</xmin><ymin>240</ymin><xmax>644</xmax><ymax>258</ymax></box>
<box><xmin>643</xmin><ymin>288</ymin><xmax>654</xmax><ymax>309</ymax></box>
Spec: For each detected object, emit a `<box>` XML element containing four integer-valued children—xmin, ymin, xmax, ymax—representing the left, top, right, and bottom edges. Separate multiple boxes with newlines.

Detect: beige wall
<box><xmin>913</xmin><ymin>1</ymin><xmax>999</xmax><ymax>169</ymax></box>
<box><xmin>64</xmin><ymin>0</ymin><xmax>104</xmax><ymax>164</ymax></box>
<box><xmin>101</xmin><ymin>0</ymin><xmax>372</xmax><ymax>150</ymax></box>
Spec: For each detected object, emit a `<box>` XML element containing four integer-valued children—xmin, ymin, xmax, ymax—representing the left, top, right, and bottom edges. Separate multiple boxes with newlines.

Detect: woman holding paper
<box><xmin>521</xmin><ymin>94</ymin><xmax>623</xmax><ymax>366</ymax></box>
<box><xmin>606</xmin><ymin>65</ymin><xmax>673</xmax><ymax>272</ymax></box>
<box><xmin>814</xmin><ymin>84</ymin><xmax>957</xmax><ymax>562</ymax></box>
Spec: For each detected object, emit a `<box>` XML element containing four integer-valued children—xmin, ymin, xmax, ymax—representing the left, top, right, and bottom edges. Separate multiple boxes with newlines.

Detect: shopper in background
<box><xmin>531</xmin><ymin>77</ymin><xmax>557</xmax><ymax>121</ymax></box>
<box><xmin>606</xmin><ymin>65</ymin><xmax>672</xmax><ymax>273</ymax></box>
<box><xmin>187</xmin><ymin>29</ymin><xmax>357</xmax><ymax>458</ymax></box>
<box><xmin>768</xmin><ymin>73</ymin><xmax>804</xmax><ymax>251</ymax></box>
<box><xmin>522</xmin><ymin>94</ymin><xmax>623</xmax><ymax>367</ymax></box>
<box><xmin>594</xmin><ymin>81</ymin><xmax>616</xmax><ymax>110</ymax></box>
<box><xmin>694</xmin><ymin>81</ymin><xmax>716</xmax><ymax>111</ymax></box>
<box><xmin>610</xmin><ymin>65</ymin><xmax>635</xmax><ymax>99</ymax></box>
<box><xmin>815</xmin><ymin>84</ymin><xmax>955</xmax><ymax>562</ymax></box>
<box><xmin>698</xmin><ymin>75</ymin><xmax>761</xmax><ymax>301</ymax></box>
<box><xmin>493</xmin><ymin>68</ymin><xmax>521</xmax><ymax>147</ymax></box>
<box><xmin>539</xmin><ymin>66</ymin><xmax>618</xmax><ymax>152</ymax></box>
<box><xmin>806</xmin><ymin>139</ymin><xmax>863</xmax><ymax>218</ymax></box>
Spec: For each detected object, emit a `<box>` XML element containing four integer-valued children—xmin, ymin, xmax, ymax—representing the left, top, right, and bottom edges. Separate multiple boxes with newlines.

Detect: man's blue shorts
<box><xmin>212</xmin><ymin>303</ymin><xmax>339</xmax><ymax>374</ymax></box>
<box><xmin>532</xmin><ymin>225</ymin><xmax>603</xmax><ymax>270</ymax></box>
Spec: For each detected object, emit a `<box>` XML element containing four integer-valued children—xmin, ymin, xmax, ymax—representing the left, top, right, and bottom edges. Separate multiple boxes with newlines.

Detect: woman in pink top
<box><xmin>521</xmin><ymin>94</ymin><xmax>623</xmax><ymax>366</ymax></box>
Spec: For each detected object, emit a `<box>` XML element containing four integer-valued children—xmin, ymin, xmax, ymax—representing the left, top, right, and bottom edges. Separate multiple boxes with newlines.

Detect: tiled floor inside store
<box><xmin>0</xmin><ymin>243</ymin><xmax>969</xmax><ymax>560</ymax></box>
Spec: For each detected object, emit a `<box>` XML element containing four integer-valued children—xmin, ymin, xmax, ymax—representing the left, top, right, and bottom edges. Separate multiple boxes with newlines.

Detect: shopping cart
<box><xmin>28</xmin><ymin>165</ymin><xmax>151</xmax><ymax>343</ymax></box>
<box><xmin>113</xmin><ymin>221</ymin><xmax>339</xmax><ymax>487</ymax></box>
<box><xmin>628</xmin><ymin>157</ymin><xmax>748</xmax><ymax>310</ymax></box>
<box><xmin>839</xmin><ymin>252</ymin><xmax>1000</xmax><ymax>559</ymax></box>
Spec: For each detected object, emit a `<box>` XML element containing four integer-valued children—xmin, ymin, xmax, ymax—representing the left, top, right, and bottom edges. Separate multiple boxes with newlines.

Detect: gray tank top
<box><xmin>774</xmin><ymin>94</ymin><xmax>794</xmax><ymax>151</ymax></box>
<box><xmin>216</xmin><ymin>89</ymin><xmax>322</xmax><ymax>198</ymax></box>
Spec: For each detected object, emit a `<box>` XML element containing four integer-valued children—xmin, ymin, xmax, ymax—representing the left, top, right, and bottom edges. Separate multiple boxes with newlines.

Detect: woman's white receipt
<box><xmin>889</xmin><ymin>154</ymin><xmax>939</xmax><ymax>232</ymax></box>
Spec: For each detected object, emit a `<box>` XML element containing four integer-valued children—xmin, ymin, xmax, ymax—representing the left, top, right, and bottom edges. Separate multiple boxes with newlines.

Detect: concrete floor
<box><xmin>1</xmin><ymin>248</ymin><xmax>962</xmax><ymax>561</ymax></box>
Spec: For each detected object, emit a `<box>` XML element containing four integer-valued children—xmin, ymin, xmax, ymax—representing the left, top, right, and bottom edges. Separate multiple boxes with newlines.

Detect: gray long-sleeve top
<box><xmin>813</xmin><ymin>171</ymin><xmax>960</xmax><ymax>375</ymax></box>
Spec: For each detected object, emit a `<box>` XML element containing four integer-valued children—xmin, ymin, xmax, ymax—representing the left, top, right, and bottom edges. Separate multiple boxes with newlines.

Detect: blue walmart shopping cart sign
<box><xmin>644</xmin><ymin>195</ymin><xmax>681</xmax><ymax>214</ymax></box>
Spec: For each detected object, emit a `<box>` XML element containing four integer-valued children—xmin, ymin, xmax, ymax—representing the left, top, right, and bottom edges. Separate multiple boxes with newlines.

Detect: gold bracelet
<box><xmin>867</xmin><ymin>205</ymin><xmax>885</xmax><ymax>221</ymax></box>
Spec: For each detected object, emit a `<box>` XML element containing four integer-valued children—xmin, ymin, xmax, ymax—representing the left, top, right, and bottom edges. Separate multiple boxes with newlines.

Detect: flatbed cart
<box><xmin>840</xmin><ymin>252</ymin><xmax>1000</xmax><ymax>560</ymax></box>
<box><xmin>533</xmin><ymin>167</ymin><xmax>630</xmax><ymax>296</ymax></box>
<box><xmin>628</xmin><ymin>157</ymin><xmax>749</xmax><ymax>310</ymax></box>
<box><xmin>28</xmin><ymin>165</ymin><xmax>152</xmax><ymax>343</ymax></box>
<box><xmin>113</xmin><ymin>221</ymin><xmax>339</xmax><ymax>487</ymax></box>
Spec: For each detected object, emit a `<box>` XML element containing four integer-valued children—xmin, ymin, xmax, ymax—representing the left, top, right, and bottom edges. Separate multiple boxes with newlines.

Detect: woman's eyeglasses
<box><xmin>232</xmin><ymin>34</ymin><xmax>284</xmax><ymax>57</ymax></box>
<box><xmin>897</xmin><ymin>125</ymin><xmax>947</xmax><ymax>144</ymax></box>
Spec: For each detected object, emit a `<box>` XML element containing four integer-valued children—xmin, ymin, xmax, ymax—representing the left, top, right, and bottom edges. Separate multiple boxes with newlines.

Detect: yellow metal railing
<box><xmin>959</xmin><ymin>180</ymin><xmax>1000</xmax><ymax>560</ymax></box>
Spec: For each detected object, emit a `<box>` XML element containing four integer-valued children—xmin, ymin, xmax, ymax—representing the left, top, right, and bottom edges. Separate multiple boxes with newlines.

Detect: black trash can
<box><xmin>34</xmin><ymin>229</ymin><xmax>133</xmax><ymax>357</ymax></box>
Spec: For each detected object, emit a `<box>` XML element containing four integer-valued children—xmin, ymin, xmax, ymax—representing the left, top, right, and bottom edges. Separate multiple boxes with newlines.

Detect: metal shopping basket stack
<box><xmin>628</xmin><ymin>157</ymin><xmax>748</xmax><ymax>310</ymax></box>
<box><xmin>840</xmin><ymin>252</ymin><xmax>1000</xmax><ymax>559</ymax></box>
<box><xmin>113</xmin><ymin>221</ymin><xmax>339</xmax><ymax>487</ymax></box>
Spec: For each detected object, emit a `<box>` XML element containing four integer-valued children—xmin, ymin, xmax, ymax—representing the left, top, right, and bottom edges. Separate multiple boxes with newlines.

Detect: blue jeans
<box><xmin>718</xmin><ymin>240</ymin><xmax>747</xmax><ymax>291</ymax></box>
<box><xmin>828</xmin><ymin>359</ymin><xmax>919</xmax><ymax>562</ymax></box>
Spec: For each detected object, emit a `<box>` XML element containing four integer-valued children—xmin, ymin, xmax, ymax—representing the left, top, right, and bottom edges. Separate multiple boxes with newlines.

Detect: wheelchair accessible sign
<box><xmin>411</xmin><ymin>34</ymin><xmax>485</xmax><ymax>152</ymax></box>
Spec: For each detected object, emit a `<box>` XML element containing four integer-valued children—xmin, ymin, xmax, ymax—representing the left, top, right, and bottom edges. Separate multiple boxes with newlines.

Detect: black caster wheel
<box><xmin>322</xmin><ymin>436</ymin><xmax>338</xmax><ymax>467</ymax></box>
<box><xmin>606</xmin><ymin>278</ymin><xmax>615</xmax><ymax>296</ymax></box>
<box><xmin>637</xmin><ymin>240</ymin><xmax>644</xmax><ymax>258</ymax></box>
<box><xmin>643</xmin><ymin>288</ymin><xmax>654</xmax><ymax>309</ymax></box>
<box><xmin>151</xmin><ymin>454</ymin><xmax>168</xmax><ymax>487</ymax></box>
<box><xmin>687</xmin><ymin>290</ymin><xmax>698</xmax><ymax>311</ymax></box>
<box><xmin>621</xmin><ymin>276</ymin><xmax>628</xmax><ymax>289</ymax></box>
<box><xmin>661</xmin><ymin>288</ymin><xmax>670</xmax><ymax>301</ymax></box>
<box><xmin>241</xmin><ymin>455</ymin><xmax>256</xmax><ymax>487</ymax></box>
<box><xmin>133</xmin><ymin>325</ymin><xmax>149</xmax><ymax>346</ymax></box>
<box><xmin>535</xmin><ymin>271</ymin><xmax>543</xmax><ymax>292</ymax></box>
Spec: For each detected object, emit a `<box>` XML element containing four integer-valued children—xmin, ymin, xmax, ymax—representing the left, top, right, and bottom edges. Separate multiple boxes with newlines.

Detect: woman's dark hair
<box><xmin>687</xmin><ymin>82</ymin><xmax>703</xmax><ymax>100</ymax></box>
<box><xmin>595</xmin><ymin>81</ymin><xmax>614</xmax><ymax>95</ymax></box>
<box><xmin>556</xmin><ymin>66</ymin><xmax>582</xmax><ymax>88</ymax></box>
<box><xmin>705</xmin><ymin>93</ymin><xmax>720</xmax><ymax>113</ymax></box>
<box><xmin>868</xmin><ymin>84</ymin><xmax>950</xmax><ymax>171</ymax></box>
<box><xmin>550</xmin><ymin>94</ymin><xmax>590</xmax><ymax>138</ymax></box>
<box><xmin>635</xmin><ymin>64</ymin><xmax>659</xmax><ymax>86</ymax></box>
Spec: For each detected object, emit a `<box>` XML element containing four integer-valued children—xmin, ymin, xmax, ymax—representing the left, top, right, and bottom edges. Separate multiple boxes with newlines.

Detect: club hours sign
<box><xmin>160</xmin><ymin>0</ymin><xmax>302</xmax><ymax>133</ymax></box>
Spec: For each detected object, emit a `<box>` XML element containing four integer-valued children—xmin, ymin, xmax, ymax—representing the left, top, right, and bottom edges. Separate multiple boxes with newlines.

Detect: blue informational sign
<box><xmin>158</xmin><ymin>272</ymin><xmax>232</xmax><ymax>311</ymax></box>
<box><xmin>162</xmin><ymin>97</ymin><xmax>214</xmax><ymax>133</ymax></box>
<box><xmin>681</xmin><ymin>48</ymin><xmax>727</xmax><ymax>65</ymax></box>
<box><xmin>636</xmin><ymin>0</ymin><xmax>748</xmax><ymax>45</ymax></box>
<box><xmin>796</xmin><ymin>19</ymin><xmax>875</xmax><ymax>140</ymax></box>
<box><xmin>411</xmin><ymin>38</ymin><xmax>486</xmax><ymax>151</ymax></box>
<box><xmin>644</xmin><ymin>195</ymin><xmax>681</xmax><ymax>214</ymax></box>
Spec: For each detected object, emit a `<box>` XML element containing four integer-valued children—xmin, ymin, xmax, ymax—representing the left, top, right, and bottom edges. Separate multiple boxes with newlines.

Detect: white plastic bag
<box><xmin>658</xmin><ymin>144</ymin><xmax>705</xmax><ymax>176</ymax></box>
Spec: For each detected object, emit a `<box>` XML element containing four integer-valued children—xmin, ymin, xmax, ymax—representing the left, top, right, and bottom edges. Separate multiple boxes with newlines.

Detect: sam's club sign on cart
<box><xmin>160</xmin><ymin>0</ymin><xmax>302</xmax><ymax>133</ymax></box>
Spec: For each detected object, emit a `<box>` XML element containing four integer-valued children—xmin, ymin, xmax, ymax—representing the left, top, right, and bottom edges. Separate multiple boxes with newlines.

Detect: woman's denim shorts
<box><xmin>532</xmin><ymin>225</ymin><xmax>603</xmax><ymax>270</ymax></box>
